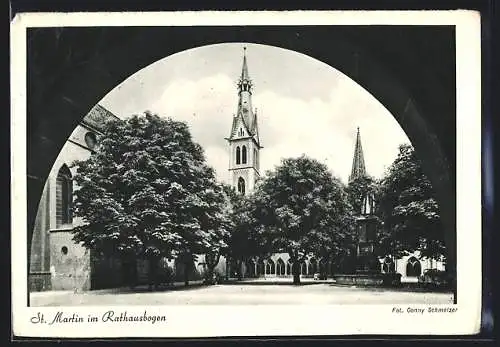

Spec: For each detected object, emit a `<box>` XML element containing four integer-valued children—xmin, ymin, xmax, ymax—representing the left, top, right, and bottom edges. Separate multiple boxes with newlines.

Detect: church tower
<box><xmin>226</xmin><ymin>48</ymin><xmax>262</xmax><ymax>195</ymax></box>
<box><xmin>349</xmin><ymin>127</ymin><xmax>367</xmax><ymax>182</ymax></box>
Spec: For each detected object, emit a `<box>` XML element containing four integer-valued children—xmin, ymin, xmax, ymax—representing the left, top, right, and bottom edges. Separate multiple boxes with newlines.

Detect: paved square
<box><xmin>30</xmin><ymin>283</ymin><xmax>454</xmax><ymax>306</ymax></box>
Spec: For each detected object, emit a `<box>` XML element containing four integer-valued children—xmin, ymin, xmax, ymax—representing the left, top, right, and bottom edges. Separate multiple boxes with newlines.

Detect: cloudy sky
<box><xmin>99</xmin><ymin>42</ymin><xmax>410</xmax><ymax>185</ymax></box>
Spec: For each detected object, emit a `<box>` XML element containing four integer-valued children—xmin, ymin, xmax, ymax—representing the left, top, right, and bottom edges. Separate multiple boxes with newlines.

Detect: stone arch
<box><xmin>383</xmin><ymin>256</ymin><xmax>396</xmax><ymax>273</ymax></box>
<box><xmin>308</xmin><ymin>258</ymin><xmax>318</xmax><ymax>275</ymax></box>
<box><xmin>266</xmin><ymin>259</ymin><xmax>275</xmax><ymax>275</ymax></box>
<box><xmin>276</xmin><ymin>258</ymin><xmax>286</xmax><ymax>276</ymax></box>
<box><xmin>300</xmin><ymin>261</ymin><xmax>307</xmax><ymax>276</ymax></box>
<box><xmin>406</xmin><ymin>256</ymin><xmax>422</xmax><ymax>277</ymax></box>
<box><xmin>26</xmin><ymin>27</ymin><xmax>457</xmax><ymax>302</ymax></box>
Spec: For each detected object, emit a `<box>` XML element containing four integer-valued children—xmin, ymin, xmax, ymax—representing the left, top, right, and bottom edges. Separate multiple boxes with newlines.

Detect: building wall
<box><xmin>228</xmin><ymin>136</ymin><xmax>259</xmax><ymax>194</ymax></box>
<box><xmin>29</xmin><ymin>122</ymin><xmax>98</xmax><ymax>291</ymax></box>
<box><xmin>393</xmin><ymin>251</ymin><xmax>446</xmax><ymax>283</ymax></box>
<box><xmin>49</xmin><ymin>230</ymin><xmax>91</xmax><ymax>291</ymax></box>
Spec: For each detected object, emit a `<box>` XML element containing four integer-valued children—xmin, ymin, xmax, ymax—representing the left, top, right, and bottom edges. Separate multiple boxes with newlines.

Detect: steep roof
<box><xmin>82</xmin><ymin>104</ymin><xmax>119</xmax><ymax>133</ymax></box>
<box><xmin>349</xmin><ymin>127</ymin><xmax>367</xmax><ymax>182</ymax></box>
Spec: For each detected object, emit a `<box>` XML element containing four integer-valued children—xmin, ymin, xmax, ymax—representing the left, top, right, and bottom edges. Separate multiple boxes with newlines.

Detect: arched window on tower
<box><xmin>254</xmin><ymin>148</ymin><xmax>258</xmax><ymax>170</ymax></box>
<box><xmin>237</xmin><ymin>177</ymin><xmax>246</xmax><ymax>195</ymax></box>
<box><xmin>236</xmin><ymin>146</ymin><xmax>241</xmax><ymax>165</ymax></box>
<box><xmin>56</xmin><ymin>164</ymin><xmax>73</xmax><ymax>227</ymax></box>
<box><xmin>242</xmin><ymin>145</ymin><xmax>247</xmax><ymax>164</ymax></box>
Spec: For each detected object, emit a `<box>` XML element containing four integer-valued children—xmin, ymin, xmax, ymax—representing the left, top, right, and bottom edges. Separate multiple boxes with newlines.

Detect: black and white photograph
<box><xmin>11</xmin><ymin>11</ymin><xmax>482</xmax><ymax>337</ymax></box>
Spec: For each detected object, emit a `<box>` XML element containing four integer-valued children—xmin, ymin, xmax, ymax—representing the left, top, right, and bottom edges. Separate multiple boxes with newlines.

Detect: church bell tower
<box><xmin>226</xmin><ymin>47</ymin><xmax>262</xmax><ymax>195</ymax></box>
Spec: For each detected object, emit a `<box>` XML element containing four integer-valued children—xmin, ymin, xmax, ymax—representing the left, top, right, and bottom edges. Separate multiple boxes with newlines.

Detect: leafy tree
<box><xmin>72</xmin><ymin>112</ymin><xmax>229</xmax><ymax>287</ymax></box>
<box><xmin>225</xmin><ymin>189</ymin><xmax>271</xmax><ymax>280</ymax></box>
<box><xmin>376</xmin><ymin>144</ymin><xmax>446</xmax><ymax>260</ymax></box>
<box><xmin>202</xmin><ymin>183</ymin><xmax>236</xmax><ymax>283</ymax></box>
<box><xmin>252</xmin><ymin>155</ymin><xmax>355</xmax><ymax>284</ymax></box>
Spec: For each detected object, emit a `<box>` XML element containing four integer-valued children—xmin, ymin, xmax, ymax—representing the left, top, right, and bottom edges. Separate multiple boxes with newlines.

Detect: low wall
<box><xmin>29</xmin><ymin>272</ymin><xmax>52</xmax><ymax>291</ymax></box>
<box><xmin>333</xmin><ymin>273</ymin><xmax>401</xmax><ymax>287</ymax></box>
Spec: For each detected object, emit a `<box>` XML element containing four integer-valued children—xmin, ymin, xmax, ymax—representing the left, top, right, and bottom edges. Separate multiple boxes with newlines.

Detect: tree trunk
<box><xmin>237</xmin><ymin>259</ymin><xmax>244</xmax><ymax>280</ymax></box>
<box><xmin>292</xmin><ymin>259</ymin><xmax>301</xmax><ymax>285</ymax></box>
<box><xmin>148</xmin><ymin>256</ymin><xmax>159</xmax><ymax>291</ymax></box>
<box><xmin>184</xmin><ymin>260</ymin><xmax>190</xmax><ymax>287</ymax></box>
<box><xmin>122</xmin><ymin>254</ymin><xmax>136</xmax><ymax>289</ymax></box>
<box><xmin>205</xmin><ymin>252</ymin><xmax>220</xmax><ymax>285</ymax></box>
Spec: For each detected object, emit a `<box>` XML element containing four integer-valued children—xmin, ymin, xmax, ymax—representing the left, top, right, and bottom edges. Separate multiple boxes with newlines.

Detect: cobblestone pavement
<box><xmin>30</xmin><ymin>282</ymin><xmax>454</xmax><ymax>307</ymax></box>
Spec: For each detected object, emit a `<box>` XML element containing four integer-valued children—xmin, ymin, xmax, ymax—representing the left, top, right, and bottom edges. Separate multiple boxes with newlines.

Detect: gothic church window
<box><xmin>238</xmin><ymin>128</ymin><xmax>244</xmax><ymax>137</ymax></box>
<box><xmin>406</xmin><ymin>257</ymin><xmax>422</xmax><ymax>277</ymax></box>
<box><xmin>236</xmin><ymin>146</ymin><xmax>241</xmax><ymax>164</ymax></box>
<box><xmin>242</xmin><ymin>146</ymin><xmax>247</xmax><ymax>164</ymax></box>
<box><xmin>237</xmin><ymin>177</ymin><xmax>245</xmax><ymax>195</ymax></box>
<box><xmin>56</xmin><ymin>164</ymin><xmax>73</xmax><ymax>227</ymax></box>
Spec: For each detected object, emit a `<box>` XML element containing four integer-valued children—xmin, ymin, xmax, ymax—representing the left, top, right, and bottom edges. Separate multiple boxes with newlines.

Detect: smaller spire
<box><xmin>349</xmin><ymin>127</ymin><xmax>367</xmax><ymax>182</ymax></box>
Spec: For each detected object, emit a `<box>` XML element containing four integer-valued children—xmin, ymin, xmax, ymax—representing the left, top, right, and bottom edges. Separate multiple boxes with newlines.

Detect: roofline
<box><xmin>225</xmin><ymin>136</ymin><xmax>262</xmax><ymax>148</ymax></box>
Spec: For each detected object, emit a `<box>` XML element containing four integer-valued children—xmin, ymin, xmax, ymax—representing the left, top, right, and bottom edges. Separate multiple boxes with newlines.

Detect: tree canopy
<box><xmin>376</xmin><ymin>144</ymin><xmax>446</xmax><ymax>260</ymax></box>
<box><xmin>72</xmin><ymin>113</ymin><xmax>230</xmax><ymax>267</ymax></box>
<box><xmin>251</xmin><ymin>155</ymin><xmax>354</xmax><ymax>283</ymax></box>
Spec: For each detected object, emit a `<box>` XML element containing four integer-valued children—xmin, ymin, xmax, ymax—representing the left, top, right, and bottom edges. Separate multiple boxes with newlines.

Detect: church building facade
<box><xmin>29</xmin><ymin>105</ymin><xmax>121</xmax><ymax>291</ymax></box>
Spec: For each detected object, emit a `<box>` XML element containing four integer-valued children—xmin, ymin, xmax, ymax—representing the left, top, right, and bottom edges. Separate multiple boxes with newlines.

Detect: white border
<box><xmin>11</xmin><ymin>10</ymin><xmax>482</xmax><ymax>337</ymax></box>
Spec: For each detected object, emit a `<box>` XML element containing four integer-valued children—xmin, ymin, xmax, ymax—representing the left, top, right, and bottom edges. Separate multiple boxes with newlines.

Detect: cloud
<box><xmin>139</xmin><ymin>71</ymin><xmax>409</xmax><ymax>185</ymax></box>
<box><xmin>100</xmin><ymin>44</ymin><xmax>410</xmax><ymax>185</ymax></box>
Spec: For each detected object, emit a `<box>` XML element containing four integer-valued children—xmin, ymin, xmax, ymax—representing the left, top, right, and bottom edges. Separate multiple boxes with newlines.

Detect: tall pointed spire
<box><xmin>236</xmin><ymin>46</ymin><xmax>254</xmax><ymax>131</ymax></box>
<box><xmin>240</xmin><ymin>46</ymin><xmax>250</xmax><ymax>82</ymax></box>
<box><xmin>238</xmin><ymin>47</ymin><xmax>252</xmax><ymax>94</ymax></box>
<box><xmin>349</xmin><ymin>127</ymin><xmax>367</xmax><ymax>182</ymax></box>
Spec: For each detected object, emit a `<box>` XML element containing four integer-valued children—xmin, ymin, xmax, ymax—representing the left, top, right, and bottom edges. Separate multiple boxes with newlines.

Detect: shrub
<box><xmin>382</xmin><ymin>272</ymin><xmax>402</xmax><ymax>287</ymax></box>
<box><xmin>418</xmin><ymin>269</ymin><xmax>451</xmax><ymax>288</ymax></box>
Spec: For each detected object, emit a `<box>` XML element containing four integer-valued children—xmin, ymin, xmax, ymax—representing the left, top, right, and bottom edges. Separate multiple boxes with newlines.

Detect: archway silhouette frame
<box><xmin>26</xmin><ymin>25</ymin><xmax>457</xmax><ymax>298</ymax></box>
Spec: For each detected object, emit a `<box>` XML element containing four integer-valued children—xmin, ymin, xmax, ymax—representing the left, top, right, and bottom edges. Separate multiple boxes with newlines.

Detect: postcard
<box><xmin>11</xmin><ymin>10</ymin><xmax>482</xmax><ymax>338</ymax></box>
